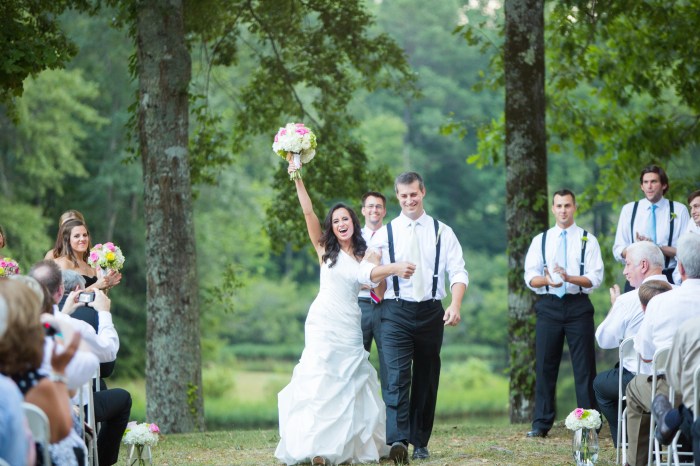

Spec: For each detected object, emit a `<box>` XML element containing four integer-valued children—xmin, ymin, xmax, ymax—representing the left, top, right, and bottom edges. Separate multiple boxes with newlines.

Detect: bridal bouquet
<box><xmin>0</xmin><ymin>257</ymin><xmax>20</xmax><ymax>277</ymax></box>
<box><xmin>272</xmin><ymin>122</ymin><xmax>317</xmax><ymax>180</ymax></box>
<box><xmin>565</xmin><ymin>408</ymin><xmax>602</xmax><ymax>431</ymax></box>
<box><xmin>87</xmin><ymin>242</ymin><xmax>125</xmax><ymax>272</ymax></box>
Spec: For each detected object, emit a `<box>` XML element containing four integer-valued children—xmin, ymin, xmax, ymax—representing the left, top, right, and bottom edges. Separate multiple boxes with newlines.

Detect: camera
<box><xmin>78</xmin><ymin>291</ymin><xmax>95</xmax><ymax>303</ymax></box>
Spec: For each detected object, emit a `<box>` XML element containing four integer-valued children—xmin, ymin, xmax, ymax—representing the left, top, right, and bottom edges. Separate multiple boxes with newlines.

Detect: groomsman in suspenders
<box><xmin>361</xmin><ymin>172</ymin><xmax>468</xmax><ymax>463</ymax></box>
<box><xmin>358</xmin><ymin>191</ymin><xmax>387</xmax><ymax>354</ymax></box>
<box><xmin>613</xmin><ymin>165</ymin><xmax>690</xmax><ymax>291</ymax></box>
<box><xmin>523</xmin><ymin>189</ymin><xmax>604</xmax><ymax>438</ymax></box>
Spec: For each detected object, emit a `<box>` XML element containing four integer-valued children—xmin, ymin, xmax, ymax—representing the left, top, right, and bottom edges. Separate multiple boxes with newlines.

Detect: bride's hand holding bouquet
<box><xmin>273</xmin><ymin>122</ymin><xmax>317</xmax><ymax>180</ymax></box>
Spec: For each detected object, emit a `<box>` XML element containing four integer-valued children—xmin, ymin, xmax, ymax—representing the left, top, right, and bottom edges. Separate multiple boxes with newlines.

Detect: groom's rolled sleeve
<box><xmin>359</xmin><ymin>260</ymin><xmax>382</xmax><ymax>288</ymax></box>
<box><xmin>442</xmin><ymin>227</ymin><xmax>469</xmax><ymax>290</ymax></box>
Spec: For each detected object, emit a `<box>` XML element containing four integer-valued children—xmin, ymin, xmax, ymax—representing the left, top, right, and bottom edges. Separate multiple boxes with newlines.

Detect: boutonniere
<box><xmin>671</xmin><ymin>212</ymin><xmax>678</xmax><ymax>221</ymax></box>
<box><xmin>581</xmin><ymin>235</ymin><xmax>589</xmax><ymax>242</ymax></box>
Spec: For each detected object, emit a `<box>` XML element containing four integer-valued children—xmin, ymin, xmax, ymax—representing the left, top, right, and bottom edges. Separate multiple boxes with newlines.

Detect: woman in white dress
<box><xmin>275</xmin><ymin>164</ymin><xmax>415</xmax><ymax>466</ymax></box>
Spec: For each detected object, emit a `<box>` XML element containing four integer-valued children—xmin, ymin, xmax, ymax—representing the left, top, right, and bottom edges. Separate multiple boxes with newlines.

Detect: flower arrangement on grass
<box><xmin>87</xmin><ymin>242</ymin><xmax>125</xmax><ymax>272</ymax></box>
<box><xmin>565</xmin><ymin>408</ymin><xmax>602</xmax><ymax>431</ymax></box>
<box><xmin>123</xmin><ymin>422</ymin><xmax>160</xmax><ymax>465</ymax></box>
<box><xmin>0</xmin><ymin>257</ymin><xmax>20</xmax><ymax>277</ymax></box>
<box><xmin>272</xmin><ymin>122</ymin><xmax>317</xmax><ymax>180</ymax></box>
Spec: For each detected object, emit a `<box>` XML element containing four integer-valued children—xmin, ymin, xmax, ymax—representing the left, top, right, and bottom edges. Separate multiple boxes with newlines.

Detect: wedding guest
<box><xmin>593</xmin><ymin>242</ymin><xmax>669</xmax><ymax>445</ymax></box>
<box><xmin>651</xmin><ymin>315</ymin><xmax>700</xmax><ymax>465</ymax></box>
<box><xmin>0</xmin><ymin>279</ymin><xmax>82</xmax><ymax>465</ymax></box>
<box><xmin>51</xmin><ymin>219</ymin><xmax>121</xmax><ymax>291</ymax></box>
<box><xmin>44</xmin><ymin>210</ymin><xmax>86</xmax><ymax>260</ymax></box>
<box><xmin>362</xmin><ymin>171</ymin><xmax>468</xmax><ymax>462</ymax></box>
<box><xmin>523</xmin><ymin>189</ymin><xmax>604</xmax><ymax>439</ymax></box>
<box><xmin>275</xmin><ymin>162</ymin><xmax>413</xmax><ymax>466</ymax></box>
<box><xmin>613</xmin><ymin>165</ymin><xmax>690</xmax><ymax>290</ymax></box>
<box><xmin>358</xmin><ymin>191</ymin><xmax>387</xmax><ymax>353</ymax></box>
<box><xmin>0</xmin><ymin>224</ymin><xmax>6</xmax><ymax>250</ymax></box>
<box><xmin>625</xmin><ymin>232</ymin><xmax>700</xmax><ymax>466</ymax></box>
<box><xmin>30</xmin><ymin>261</ymin><xmax>131</xmax><ymax>466</ymax></box>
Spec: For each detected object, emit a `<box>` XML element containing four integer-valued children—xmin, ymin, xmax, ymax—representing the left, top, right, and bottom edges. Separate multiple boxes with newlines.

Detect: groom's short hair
<box><xmin>395</xmin><ymin>171</ymin><xmax>424</xmax><ymax>192</ymax></box>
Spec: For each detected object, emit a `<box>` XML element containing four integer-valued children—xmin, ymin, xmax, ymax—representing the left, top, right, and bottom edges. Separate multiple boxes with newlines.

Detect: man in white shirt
<box><xmin>672</xmin><ymin>189</ymin><xmax>700</xmax><ymax>284</ymax></box>
<box><xmin>613</xmin><ymin>165</ymin><xmax>690</xmax><ymax>291</ymax></box>
<box><xmin>624</xmin><ymin>232</ymin><xmax>700</xmax><ymax>466</ymax></box>
<box><xmin>593</xmin><ymin>241</ymin><xmax>669</xmax><ymax>445</ymax></box>
<box><xmin>358</xmin><ymin>191</ymin><xmax>387</xmax><ymax>354</ymax></box>
<box><xmin>523</xmin><ymin>189</ymin><xmax>604</xmax><ymax>438</ymax></box>
<box><xmin>361</xmin><ymin>172</ymin><xmax>468</xmax><ymax>463</ymax></box>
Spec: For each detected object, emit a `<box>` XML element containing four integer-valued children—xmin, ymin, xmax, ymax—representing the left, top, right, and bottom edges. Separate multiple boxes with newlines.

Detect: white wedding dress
<box><xmin>275</xmin><ymin>251</ymin><xmax>389</xmax><ymax>465</ymax></box>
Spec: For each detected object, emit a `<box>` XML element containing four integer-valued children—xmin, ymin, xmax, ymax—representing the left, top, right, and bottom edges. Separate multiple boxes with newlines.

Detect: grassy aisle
<box><xmin>123</xmin><ymin>422</ymin><xmax>619</xmax><ymax>465</ymax></box>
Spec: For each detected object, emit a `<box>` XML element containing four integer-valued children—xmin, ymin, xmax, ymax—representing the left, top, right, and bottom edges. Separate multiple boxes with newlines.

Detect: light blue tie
<box><xmin>554</xmin><ymin>230</ymin><xmax>568</xmax><ymax>298</ymax></box>
<box><xmin>649</xmin><ymin>204</ymin><xmax>657</xmax><ymax>243</ymax></box>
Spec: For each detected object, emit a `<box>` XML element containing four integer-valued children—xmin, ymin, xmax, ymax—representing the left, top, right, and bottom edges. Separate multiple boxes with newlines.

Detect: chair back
<box><xmin>22</xmin><ymin>402</ymin><xmax>51</xmax><ymax>466</ymax></box>
<box><xmin>694</xmin><ymin>365</ymin><xmax>700</xmax><ymax>422</ymax></box>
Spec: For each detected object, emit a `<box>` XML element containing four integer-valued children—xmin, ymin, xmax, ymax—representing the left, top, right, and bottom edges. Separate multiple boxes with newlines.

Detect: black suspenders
<box><xmin>541</xmin><ymin>228</ymin><xmax>588</xmax><ymax>293</ymax></box>
<box><xmin>630</xmin><ymin>200</ymin><xmax>675</xmax><ymax>269</ymax></box>
<box><xmin>387</xmin><ymin>218</ymin><xmax>441</xmax><ymax>301</ymax></box>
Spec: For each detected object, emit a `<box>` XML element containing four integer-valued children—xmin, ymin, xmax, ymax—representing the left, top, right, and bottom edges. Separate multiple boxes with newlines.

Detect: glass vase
<box><xmin>572</xmin><ymin>427</ymin><xmax>599</xmax><ymax>466</ymax></box>
<box><xmin>127</xmin><ymin>444</ymin><xmax>152</xmax><ymax>466</ymax></box>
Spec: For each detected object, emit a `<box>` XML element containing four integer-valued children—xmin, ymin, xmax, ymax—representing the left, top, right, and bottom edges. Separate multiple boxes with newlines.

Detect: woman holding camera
<box><xmin>52</xmin><ymin>219</ymin><xmax>121</xmax><ymax>292</ymax></box>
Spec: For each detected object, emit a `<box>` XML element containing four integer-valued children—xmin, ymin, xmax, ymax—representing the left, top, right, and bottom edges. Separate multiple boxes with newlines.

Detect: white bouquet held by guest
<box><xmin>123</xmin><ymin>421</ymin><xmax>160</xmax><ymax>466</ymax></box>
<box><xmin>272</xmin><ymin>122</ymin><xmax>317</xmax><ymax>180</ymax></box>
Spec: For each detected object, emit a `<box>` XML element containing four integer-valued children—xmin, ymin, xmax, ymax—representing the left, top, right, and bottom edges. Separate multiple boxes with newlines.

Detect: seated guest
<box><xmin>594</xmin><ymin>241</ymin><xmax>669</xmax><ymax>445</ymax></box>
<box><xmin>0</xmin><ymin>279</ymin><xmax>82</xmax><ymax>465</ymax></box>
<box><xmin>51</xmin><ymin>219</ymin><xmax>121</xmax><ymax>292</ymax></box>
<box><xmin>651</xmin><ymin>315</ymin><xmax>700</xmax><ymax>466</ymax></box>
<box><xmin>625</xmin><ymin>233</ymin><xmax>700</xmax><ymax>466</ymax></box>
<box><xmin>31</xmin><ymin>261</ymin><xmax>131</xmax><ymax>466</ymax></box>
<box><xmin>673</xmin><ymin>190</ymin><xmax>700</xmax><ymax>284</ymax></box>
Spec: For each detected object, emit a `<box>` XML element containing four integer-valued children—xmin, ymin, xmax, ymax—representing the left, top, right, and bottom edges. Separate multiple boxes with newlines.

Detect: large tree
<box><xmin>503</xmin><ymin>0</ymin><xmax>547</xmax><ymax>423</ymax></box>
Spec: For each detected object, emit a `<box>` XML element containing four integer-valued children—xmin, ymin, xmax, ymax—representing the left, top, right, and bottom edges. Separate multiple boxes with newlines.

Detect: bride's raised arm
<box><xmin>291</xmin><ymin>164</ymin><xmax>323</xmax><ymax>261</ymax></box>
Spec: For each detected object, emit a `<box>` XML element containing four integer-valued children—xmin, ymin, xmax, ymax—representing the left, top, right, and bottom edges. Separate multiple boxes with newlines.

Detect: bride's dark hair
<box><xmin>320</xmin><ymin>203</ymin><xmax>367</xmax><ymax>268</ymax></box>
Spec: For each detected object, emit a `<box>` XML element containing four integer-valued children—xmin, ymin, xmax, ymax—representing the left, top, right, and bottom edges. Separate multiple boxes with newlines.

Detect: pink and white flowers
<box><xmin>0</xmin><ymin>257</ymin><xmax>20</xmax><ymax>277</ymax></box>
<box><xmin>272</xmin><ymin>122</ymin><xmax>317</xmax><ymax>180</ymax></box>
<box><xmin>122</xmin><ymin>421</ymin><xmax>160</xmax><ymax>447</ymax></box>
<box><xmin>565</xmin><ymin>408</ymin><xmax>602</xmax><ymax>431</ymax></box>
<box><xmin>87</xmin><ymin>242</ymin><xmax>125</xmax><ymax>272</ymax></box>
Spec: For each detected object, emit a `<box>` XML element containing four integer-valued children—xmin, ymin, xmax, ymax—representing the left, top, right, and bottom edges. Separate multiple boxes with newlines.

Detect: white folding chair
<box><xmin>617</xmin><ymin>337</ymin><xmax>639</xmax><ymax>464</ymax></box>
<box><xmin>23</xmin><ymin>402</ymin><xmax>51</xmax><ymax>466</ymax></box>
<box><xmin>78</xmin><ymin>368</ymin><xmax>100</xmax><ymax>466</ymax></box>
<box><xmin>649</xmin><ymin>347</ymin><xmax>672</xmax><ymax>466</ymax></box>
<box><xmin>668</xmin><ymin>365</ymin><xmax>700</xmax><ymax>465</ymax></box>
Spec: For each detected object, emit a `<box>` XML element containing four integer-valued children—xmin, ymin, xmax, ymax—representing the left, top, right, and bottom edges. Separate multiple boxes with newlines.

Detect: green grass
<box><xmin>119</xmin><ymin>422</ymin><xmax>620</xmax><ymax>465</ymax></box>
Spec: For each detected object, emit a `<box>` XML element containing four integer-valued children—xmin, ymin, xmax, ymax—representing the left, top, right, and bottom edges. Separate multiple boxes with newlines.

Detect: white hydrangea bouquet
<box><xmin>87</xmin><ymin>242</ymin><xmax>125</xmax><ymax>272</ymax></box>
<box><xmin>272</xmin><ymin>122</ymin><xmax>317</xmax><ymax>180</ymax></box>
<box><xmin>123</xmin><ymin>421</ymin><xmax>160</xmax><ymax>466</ymax></box>
<box><xmin>565</xmin><ymin>408</ymin><xmax>602</xmax><ymax>431</ymax></box>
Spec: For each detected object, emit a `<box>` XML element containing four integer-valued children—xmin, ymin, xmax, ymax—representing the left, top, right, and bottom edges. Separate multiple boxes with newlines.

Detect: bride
<box><xmin>275</xmin><ymin>162</ymin><xmax>415</xmax><ymax>466</ymax></box>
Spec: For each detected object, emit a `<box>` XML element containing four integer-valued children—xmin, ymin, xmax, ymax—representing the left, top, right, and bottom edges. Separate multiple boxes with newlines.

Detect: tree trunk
<box><xmin>136</xmin><ymin>0</ymin><xmax>204</xmax><ymax>433</ymax></box>
<box><xmin>504</xmin><ymin>0</ymin><xmax>548</xmax><ymax>424</ymax></box>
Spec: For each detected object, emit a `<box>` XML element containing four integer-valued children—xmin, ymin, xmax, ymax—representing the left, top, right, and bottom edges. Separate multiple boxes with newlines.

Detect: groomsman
<box><xmin>613</xmin><ymin>165</ymin><xmax>689</xmax><ymax>290</ymax></box>
<box><xmin>358</xmin><ymin>191</ymin><xmax>387</xmax><ymax>353</ymax></box>
<box><xmin>523</xmin><ymin>189</ymin><xmax>604</xmax><ymax>438</ymax></box>
<box><xmin>362</xmin><ymin>172</ymin><xmax>468</xmax><ymax>463</ymax></box>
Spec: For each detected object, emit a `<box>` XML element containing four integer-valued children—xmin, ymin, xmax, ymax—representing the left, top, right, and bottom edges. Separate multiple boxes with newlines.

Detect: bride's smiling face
<box><xmin>332</xmin><ymin>208</ymin><xmax>354</xmax><ymax>242</ymax></box>
<box><xmin>70</xmin><ymin>226</ymin><xmax>90</xmax><ymax>254</ymax></box>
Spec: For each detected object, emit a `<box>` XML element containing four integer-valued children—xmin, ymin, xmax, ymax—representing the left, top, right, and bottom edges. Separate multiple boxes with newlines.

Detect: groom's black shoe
<box><xmin>412</xmin><ymin>446</ymin><xmax>429</xmax><ymax>459</ymax></box>
<box><xmin>389</xmin><ymin>441</ymin><xmax>409</xmax><ymax>464</ymax></box>
<box><xmin>652</xmin><ymin>394</ymin><xmax>678</xmax><ymax>445</ymax></box>
<box><xmin>526</xmin><ymin>428</ymin><xmax>548</xmax><ymax>438</ymax></box>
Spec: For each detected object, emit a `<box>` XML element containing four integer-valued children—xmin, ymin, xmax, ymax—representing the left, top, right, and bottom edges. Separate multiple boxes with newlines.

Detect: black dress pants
<box><xmin>532</xmin><ymin>294</ymin><xmax>598</xmax><ymax>431</ymax></box>
<box><xmin>379</xmin><ymin>299</ymin><xmax>444</xmax><ymax>448</ymax></box>
<box><xmin>93</xmin><ymin>387</ymin><xmax>132</xmax><ymax>465</ymax></box>
<box><xmin>593</xmin><ymin>365</ymin><xmax>634</xmax><ymax>446</ymax></box>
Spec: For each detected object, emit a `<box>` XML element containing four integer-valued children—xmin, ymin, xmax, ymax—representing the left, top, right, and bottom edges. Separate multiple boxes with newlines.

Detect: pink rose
<box><xmin>105</xmin><ymin>242</ymin><xmax>115</xmax><ymax>251</ymax></box>
<box><xmin>90</xmin><ymin>253</ymin><xmax>99</xmax><ymax>262</ymax></box>
<box><xmin>149</xmin><ymin>423</ymin><xmax>160</xmax><ymax>433</ymax></box>
<box><xmin>574</xmin><ymin>408</ymin><xmax>585</xmax><ymax>419</ymax></box>
<box><xmin>296</xmin><ymin>128</ymin><xmax>309</xmax><ymax>135</ymax></box>
<box><xmin>295</xmin><ymin>123</ymin><xmax>305</xmax><ymax>128</ymax></box>
<box><xmin>94</xmin><ymin>243</ymin><xmax>102</xmax><ymax>249</ymax></box>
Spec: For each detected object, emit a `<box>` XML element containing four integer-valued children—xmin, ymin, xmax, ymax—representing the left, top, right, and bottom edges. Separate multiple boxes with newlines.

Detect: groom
<box><xmin>361</xmin><ymin>171</ymin><xmax>468</xmax><ymax>463</ymax></box>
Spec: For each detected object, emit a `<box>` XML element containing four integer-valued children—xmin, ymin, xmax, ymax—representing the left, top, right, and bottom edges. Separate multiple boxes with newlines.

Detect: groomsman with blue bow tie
<box><xmin>361</xmin><ymin>172</ymin><xmax>468</xmax><ymax>463</ymax></box>
<box><xmin>523</xmin><ymin>189</ymin><xmax>604</xmax><ymax>438</ymax></box>
<box><xmin>613</xmin><ymin>165</ymin><xmax>690</xmax><ymax>291</ymax></box>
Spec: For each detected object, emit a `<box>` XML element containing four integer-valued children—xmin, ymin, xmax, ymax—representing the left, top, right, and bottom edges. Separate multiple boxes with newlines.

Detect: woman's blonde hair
<box><xmin>0</xmin><ymin>280</ymin><xmax>45</xmax><ymax>375</ymax></box>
